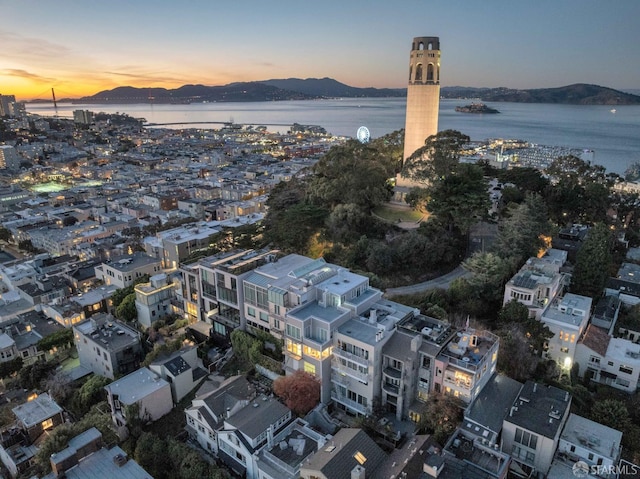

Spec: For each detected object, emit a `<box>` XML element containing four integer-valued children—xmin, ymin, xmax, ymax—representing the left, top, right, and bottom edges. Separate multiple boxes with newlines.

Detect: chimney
<box><xmin>369</xmin><ymin>309</ymin><xmax>377</xmax><ymax>324</ymax></box>
<box><xmin>351</xmin><ymin>465</ymin><xmax>366</xmax><ymax>479</ymax></box>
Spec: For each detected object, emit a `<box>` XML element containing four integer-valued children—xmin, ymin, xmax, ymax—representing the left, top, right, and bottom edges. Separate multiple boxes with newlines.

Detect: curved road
<box><xmin>384</xmin><ymin>265</ymin><xmax>471</xmax><ymax>297</ymax></box>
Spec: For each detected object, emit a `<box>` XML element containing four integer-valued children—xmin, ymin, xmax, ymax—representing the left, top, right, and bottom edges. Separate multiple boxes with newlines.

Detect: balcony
<box><xmin>443</xmin><ymin>375</ymin><xmax>472</xmax><ymax>391</ymax></box>
<box><xmin>333</xmin><ymin>348</ymin><xmax>369</xmax><ymax>367</ymax></box>
<box><xmin>331</xmin><ymin>359</ymin><xmax>369</xmax><ymax>383</ymax></box>
<box><xmin>331</xmin><ymin>372</ymin><xmax>350</xmax><ymax>386</ymax></box>
<box><xmin>331</xmin><ymin>390</ymin><xmax>367</xmax><ymax>415</ymax></box>
<box><xmin>383</xmin><ymin>366</ymin><xmax>402</xmax><ymax>380</ymax></box>
<box><xmin>382</xmin><ymin>382</ymin><xmax>400</xmax><ymax>395</ymax></box>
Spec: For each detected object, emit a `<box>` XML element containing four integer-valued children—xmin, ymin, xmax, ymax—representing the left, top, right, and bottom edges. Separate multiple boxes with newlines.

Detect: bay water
<box><xmin>26</xmin><ymin>98</ymin><xmax>640</xmax><ymax>174</ymax></box>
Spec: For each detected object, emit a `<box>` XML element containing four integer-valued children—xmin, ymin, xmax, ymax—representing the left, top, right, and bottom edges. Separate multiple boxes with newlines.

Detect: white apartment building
<box><xmin>331</xmin><ymin>301</ymin><xmax>413</xmax><ymax>416</ymax></box>
<box><xmin>95</xmin><ymin>252</ymin><xmax>162</xmax><ymax>289</ymax></box>
<box><xmin>135</xmin><ymin>273</ymin><xmax>180</xmax><ymax>329</ymax></box>
<box><xmin>576</xmin><ymin>324</ymin><xmax>640</xmax><ymax>393</ymax></box>
<box><xmin>540</xmin><ymin>293</ymin><xmax>592</xmax><ymax>370</ymax></box>
<box><xmin>549</xmin><ymin>414</ymin><xmax>622</xmax><ymax>479</ymax></box>
<box><xmin>503</xmin><ymin>249</ymin><xmax>568</xmax><ymax>319</ymax></box>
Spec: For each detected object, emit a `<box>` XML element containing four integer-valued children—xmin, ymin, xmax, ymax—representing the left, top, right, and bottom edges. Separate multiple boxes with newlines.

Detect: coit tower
<box><xmin>402</xmin><ymin>36</ymin><xmax>440</xmax><ymax>165</ymax></box>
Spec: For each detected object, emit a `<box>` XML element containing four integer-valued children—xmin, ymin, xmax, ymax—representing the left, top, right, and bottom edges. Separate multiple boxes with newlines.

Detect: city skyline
<box><xmin>2</xmin><ymin>0</ymin><xmax>640</xmax><ymax>101</ymax></box>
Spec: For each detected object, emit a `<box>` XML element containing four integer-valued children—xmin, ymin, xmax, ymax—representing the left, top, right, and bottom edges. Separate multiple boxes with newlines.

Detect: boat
<box><xmin>455</xmin><ymin>103</ymin><xmax>500</xmax><ymax>114</ymax></box>
<box><xmin>611</xmin><ymin>108</ymin><xmax>617</xmax><ymax>113</ymax></box>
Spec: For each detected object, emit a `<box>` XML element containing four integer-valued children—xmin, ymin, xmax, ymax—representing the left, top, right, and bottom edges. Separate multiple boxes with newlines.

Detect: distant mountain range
<box><xmin>65</xmin><ymin>78</ymin><xmax>640</xmax><ymax>105</ymax></box>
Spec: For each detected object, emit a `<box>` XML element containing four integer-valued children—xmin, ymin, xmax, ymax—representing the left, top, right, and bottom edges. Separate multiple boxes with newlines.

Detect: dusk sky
<box><xmin>2</xmin><ymin>0</ymin><xmax>640</xmax><ymax>100</ymax></box>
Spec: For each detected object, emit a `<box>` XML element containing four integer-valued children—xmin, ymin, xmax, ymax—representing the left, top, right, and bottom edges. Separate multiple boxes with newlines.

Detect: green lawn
<box><xmin>373</xmin><ymin>205</ymin><xmax>426</xmax><ymax>223</ymax></box>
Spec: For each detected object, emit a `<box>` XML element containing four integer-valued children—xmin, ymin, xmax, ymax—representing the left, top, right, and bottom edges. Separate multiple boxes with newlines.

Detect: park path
<box><xmin>384</xmin><ymin>265</ymin><xmax>471</xmax><ymax>297</ymax></box>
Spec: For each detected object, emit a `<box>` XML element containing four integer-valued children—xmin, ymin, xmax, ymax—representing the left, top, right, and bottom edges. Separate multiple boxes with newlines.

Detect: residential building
<box><xmin>502</xmin><ymin>249</ymin><xmax>568</xmax><ymax>319</ymax></box>
<box><xmin>148</xmin><ymin>344</ymin><xmax>206</xmax><ymax>403</ymax></box>
<box><xmin>299</xmin><ymin>428</ymin><xmax>387</xmax><ymax>479</ymax></box>
<box><xmin>0</xmin><ymin>393</ymin><xmax>64</xmax><ymax>477</ymax></box>
<box><xmin>217</xmin><ymin>396</ymin><xmax>292</xmax><ymax>478</ymax></box>
<box><xmin>73</xmin><ymin>314</ymin><xmax>143</xmax><ymax>379</ymax></box>
<box><xmin>439</xmin><ymin>429</ymin><xmax>512</xmax><ymax>479</ymax></box>
<box><xmin>71</xmin><ymin>284</ymin><xmax>118</xmax><ymax>319</ymax></box>
<box><xmin>46</xmin><ymin>428</ymin><xmax>153</xmax><ymax>479</ymax></box>
<box><xmin>462</xmin><ymin>373</ymin><xmax>523</xmax><ymax>445</ymax></box>
<box><xmin>253</xmin><ymin>418</ymin><xmax>330</xmax><ymax>479</ymax></box>
<box><xmin>242</xmin><ymin>254</ymin><xmax>388</xmax><ymax>404</ymax></box>
<box><xmin>540</xmin><ymin>293</ymin><xmax>592</xmax><ymax>370</ymax></box>
<box><xmin>180</xmin><ymin>248</ymin><xmax>278</xmax><ymax>337</ymax></box>
<box><xmin>0</xmin><ymin>145</ymin><xmax>20</xmax><ymax>170</ymax></box>
<box><xmin>575</xmin><ymin>324</ymin><xmax>640</xmax><ymax>393</ymax></box>
<box><xmin>73</xmin><ymin>110</ymin><xmax>94</xmax><ymax>125</ymax></box>
<box><xmin>185</xmin><ymin>375</ymin><xmax>256</xmax><ymax>455</ymax></box>
<box><xmin>12</xmin><ymin>393</ymin><xmax>64</xmax><ymax>443</ymax></box>
<box><xmin>330</xmin><ymin>305</ymin><xmax>404</xmax><ymax>416</ymax></box>
<box><xmin>434</xmin><ymin>327</ymin><xmax>500</xmax><ymax>405</ymax></box>
<box><xmin>606</xmin><ymin>262</ymin><xmax>640</xmax><ymax>305</ymax></box>
<box><xmin>380</xmin><ymin>314</ymin><xmax>454</xmax><ymax>421</ymax></box>
<box><xmin>502</xmin><ymin>381</ymin><xmax>572</xmax><ymax>477</ymax></box>
<box><xmin>41</xmin><ymin>301</ymin><xmax>85</xmax><ymax>328</ymax></box>
<box><xmin>95</xmin><ymin>252</ymin><xmax>162</xmax><ymax>289</ymax></box>
<box><xmin>591</xmin><ymin>295</ymin><xmax>621</xmax><ymax>332</ymax></box>
<box><xmin>135</xmin><ymin>272</ymin><xmax>180</xmax><ymax>329</ymax></box>
<box><xmin>549</xmin><ymin>414</ymin><xmax>622</xmax><ymax>479</ymax></box>
<box><xmin>104</xmin><ymin>367</ymin><xmax>173</xmax><ymax>427</ymax></box>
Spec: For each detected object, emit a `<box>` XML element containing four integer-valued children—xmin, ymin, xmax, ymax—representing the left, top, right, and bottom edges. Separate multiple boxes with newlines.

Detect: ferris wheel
<box><xmin>356</xmin><ymin>126</ymin><xmax>370</xmax><ymax>143</ymax></box>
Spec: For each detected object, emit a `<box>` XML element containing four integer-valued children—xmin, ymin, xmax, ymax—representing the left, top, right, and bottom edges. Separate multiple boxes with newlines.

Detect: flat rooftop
<box><xmin>61</xmin><ymin>446</ymin><xmax>152</xmax><ymax>479</ymax></box>
<box><xmin>12</xmin><ymin>393</ymin><xmax>62</xmax><ymax>428</ymax></box>
<box><xmin>561</xmin><ymin>413</ymin><xmax>622</xmax><ymax>460</ymax></box>
<box><xmin>506</xmin><ymin>381</ymin><xmax>571</xmax><ymax>439</ymax></box>
<box><xmin>105</xmin><ymin>368</ymin><xmax>169</xmax><ymax>405</ymax></box>
<box><xmin>75</xmin><ymin>316</ymin><xmax>139</xmax><ymax>352</ymax></box>
<box><xmin>287</xmin><ymin>301</ymin><xmax>347</xmax><ymax>324</ymax></box>
<box><xmin>261</xmin><ymin>421</ymin><xmax>321</xmax><ymax>470</ymax></box>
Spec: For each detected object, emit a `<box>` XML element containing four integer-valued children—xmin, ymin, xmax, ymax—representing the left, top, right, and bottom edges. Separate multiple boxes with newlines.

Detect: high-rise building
<box><xmin>0</xmin><ymin>94</ymin><xmax>16</xmax><ymax>117</ymax></box>
<box><xmin>0</xmin><ymin>145</ymin><xmax>20</xmax><ymax>170</ymax></box>
<box><xmin>73</xmin><ymin>109</ymin><xmax>94</xmax><ymax>125</ymax></box>
<box><xmin>397</xmin><ymin>37</ymin><xmax>440</xmax><ymax>193</ymax></box>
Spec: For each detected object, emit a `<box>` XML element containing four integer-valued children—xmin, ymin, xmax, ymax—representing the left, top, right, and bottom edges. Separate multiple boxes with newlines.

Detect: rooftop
<box><xmin>12</xmin><ymin>393</ymin><xmax>63</xmax><ymax>428</ymax></box>
<box><xmin>104</xmin><ymin>368</ymin><xmax>169</xmax><ymax>405</ymax></box>
<box><xmin>74</xmin><ymin>315</ymin><xmax>140</xmax><ymax>352</ymax></box>
<box><xmin>578</xmin><ymin>324</ymin><xmax>610</xmax><ymax>357</ymax></box>
<box><xmin>102</xmin><ymin>252</ymin><xmax>160</xmax><ymax>273</ymax></box>
<box><xmin>302</xmin><ymin>428</ymin><xmax>386</xmax><ymax>479</ymax></box>
<box><xmin>288</xmin><ymin>301</ymin><xmax>347</xmax><ymax>324</ymax></box>
<box><xmin>505</xmin><ymin>381</ymin><xmax>571</xmax><ymax>439</ymax></box>
<box><xmin>561</xmin><ymin>413</ymin><xmax>622</xmax><ymax>460</ymax></box>
<box><xmin>226</xmin><ymin>396</ymin><xmax>290</xmax><ymax>440</ymax></box>
<box><xmin>260</xmin><ymin>419</ymin><xmax>323</xmax><ymax>473</ymax></box>
<box><xmin>541</xmin><ymin>293</ymin><xmax>592</xmax><ymax>328</ymax></box>
<box><xmin>464</xmin><ymin>374</ymin><xmax>523</xmax><ymax>440</ymax></box>
<box><xmin>58</xmin><ymin>446</ymin><xmax>152</xmax><ymax>479</ymax></box>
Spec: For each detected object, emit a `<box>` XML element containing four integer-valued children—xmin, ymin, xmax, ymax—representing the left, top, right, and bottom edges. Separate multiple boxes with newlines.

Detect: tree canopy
<box><xmin>402</xmin><ymin>129</ymin><xmax>470</xmax><ymax>182</ymax></box>
<box><xmin>426</xmin><ymin>163</ymin><xmax>490</xmax><ymax>234</ymax></box>
<box><xmin>273</xmin><ymin>370</ymin><xmax>321</xmax><ymax>416</ymax></box>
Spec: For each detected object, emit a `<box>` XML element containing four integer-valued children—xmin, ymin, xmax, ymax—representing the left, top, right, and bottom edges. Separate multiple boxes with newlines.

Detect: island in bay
<box><xmin>454</xmin><ymin>103</ymin><xmax>500</xmax><ymax>114</ymax></box>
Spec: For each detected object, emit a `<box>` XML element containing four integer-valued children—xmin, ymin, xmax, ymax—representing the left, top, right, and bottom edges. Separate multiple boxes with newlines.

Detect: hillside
<box><xmin>260</xmin><ymin>77</ymin><xmax>405</xmax><ymax>98</ymax></box>
<box><xmin>440</xmin><ymin>84</ymin><xmax>640</xmax><ymax>105</ymax></box>
<box><xmin>72</xmin><ymin>80</ymin><xmax>640</xmax><ymax>105</ymax></box>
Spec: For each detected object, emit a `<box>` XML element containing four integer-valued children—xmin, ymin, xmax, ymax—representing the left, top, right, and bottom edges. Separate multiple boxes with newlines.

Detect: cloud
<box><xmin>104</xmin><ymin>70</ymin><xmax>188</xmax><ymax>84</ymax></box>
<box><xmin>0</xmin><ymin>30</ymin><xmax>74</xmax><ymax>64</ymax></box>
<box><xmin>0</xmin><ymin>68</ymin><xmax>55</xmax><ymax>83</ymax></box>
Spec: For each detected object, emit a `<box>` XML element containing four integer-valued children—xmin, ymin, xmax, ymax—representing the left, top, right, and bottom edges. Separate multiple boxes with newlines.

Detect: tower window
<box><xmin>415</xmin><ymin>64</ymin><xmax>423</xmax><ymax>82</ymax></box>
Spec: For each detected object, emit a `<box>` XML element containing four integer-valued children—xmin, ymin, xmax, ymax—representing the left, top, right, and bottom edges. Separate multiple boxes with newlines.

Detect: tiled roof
<box><xmin>579</xmin><ymin>324</ymin><xmax>610</xmax><ymax>357</ymax></box>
